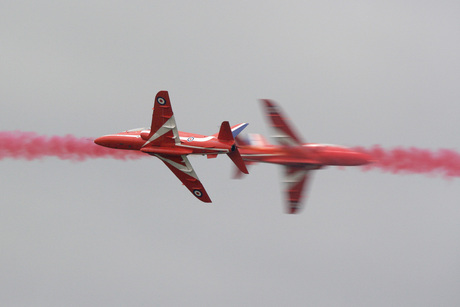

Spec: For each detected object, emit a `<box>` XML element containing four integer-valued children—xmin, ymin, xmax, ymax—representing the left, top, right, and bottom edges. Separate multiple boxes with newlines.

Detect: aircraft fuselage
<box><xmin>94</xmin><ymin>130</ymin><xmax>235</xmax><ymax>155</ymax></box>
<box><xmin>239</xmin><ymin>143</ymin><xmax>373</xmax><ymax>167</ymax></box>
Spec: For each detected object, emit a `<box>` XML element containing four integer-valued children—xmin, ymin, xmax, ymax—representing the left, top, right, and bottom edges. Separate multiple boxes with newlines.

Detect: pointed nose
<box><xmin>335</xmin><ymin>150</ymin><xmax>376</xmax><ymax>166</ymax></box>
<box><xmin>352</xmin><ymin>151</ymin><xmax>376</xmax><ymax>165</ymax></box>
<box><xmin>94</xmin><ymin>137</ymin><xmax>103</xmax><ymax>146</ymax></box>
<box><xmin>94</xmin><ymin>135</ymin><xmax>114</xmax><ymax>148</ymax></box>
<box><xmin>321</xmin><ymin>146</ymin><xmax>377</xmax><ymax>166</ymax></box>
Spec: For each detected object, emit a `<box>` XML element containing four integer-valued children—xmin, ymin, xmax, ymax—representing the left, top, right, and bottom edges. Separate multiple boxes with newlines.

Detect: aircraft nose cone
<box><xmin>94</xmin><ymin>137</ymin><xmax>103</xmax><ymax>146</ymax></box>
<box><xmin>94</xmin><ymin>135</ymin><xmax>112</xmax><ymax>148</ymax></box>
<box><xmin>355</xmin><ymin>152</ymin><xmax>375</xmax><ymax>165</ymax></box>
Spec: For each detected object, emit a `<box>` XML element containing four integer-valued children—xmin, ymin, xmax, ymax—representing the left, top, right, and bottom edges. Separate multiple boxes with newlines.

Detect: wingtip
<box><xmin>286</xmin><ymin>201</ymin><xmax>302</xmax><ymax>214</ymax></box>
<box><xmin>196</xmin><ymin>194</ymin><xmax>212</xmax><ymax>203</ymax></box>
<box><xmin>200</xmin><ymin>195</ymin><xmax>212</xmax><ymax>203</ymax></box>
<box><xmin>259</xmin><ymin>99</ymin><xmax>275</xmax><ymax>107</ymax></box>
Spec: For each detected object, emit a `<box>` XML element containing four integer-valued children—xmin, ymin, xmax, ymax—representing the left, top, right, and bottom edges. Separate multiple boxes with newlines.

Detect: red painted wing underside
<box><xmin>156</xmin><ymin>154</ymin><xmax>212</xmax><ymax>203</ymax></box>
<box><xmin>147</xmin><ymin>91</ymin><xmax>177</xmax><ymax>147</ymax></box>
<box><xmin>284</xmin><ymin>166</ymin><xmax>311</xmax><ymax>214</ymax></box>
<box><xmin>261</xmin><ymin>99</ymin><xmax>304</xmax><ymax>146</ymax></box>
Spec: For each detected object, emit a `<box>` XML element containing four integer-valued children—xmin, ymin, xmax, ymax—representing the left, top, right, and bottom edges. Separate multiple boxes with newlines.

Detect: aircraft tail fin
<box><xmin>217</xmin><ymin>121</ymin><xmax>233</xmax><ymax>141</ymax></box>
<box><xmin>230</xmin><ymin>123</ymin><xmax>249</xmax><ymax>138</ymax></box>
<box><xmin>213</xmin><ymin>123</ymin><xmax>248</xmax><ymax>139</ymax></box>
<box><xmin>217</xmin><ymin>121</ymin><xmax>249</xmax><ymax>174</ymax></box>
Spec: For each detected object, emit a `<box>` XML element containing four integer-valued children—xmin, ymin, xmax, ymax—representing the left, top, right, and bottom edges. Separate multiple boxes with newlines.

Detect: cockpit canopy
<box><xmin>303</xmin><ymin>143</ymin><xmax>348</xmax><ymax>150</ymax></box>
<box><xmin>125</xmin><ymin>127</ymin><xmax>149</xmax><ymax>132</ymax></box>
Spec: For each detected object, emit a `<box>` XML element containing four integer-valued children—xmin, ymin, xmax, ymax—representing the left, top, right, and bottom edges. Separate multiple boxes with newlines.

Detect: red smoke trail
<box><xmin>0</xmin><ymin>131</ymin><xmax>144</xmax><ymax>161</ymax></box>
<box><xmin>356</xmin><ymin>145</ymin><xmax>460</xmax><ymax>178</ymax></box>
<box><xmin>3</xmin><ymin>132</ymin><xmax>460</xmax><ymax>178</ymax></box>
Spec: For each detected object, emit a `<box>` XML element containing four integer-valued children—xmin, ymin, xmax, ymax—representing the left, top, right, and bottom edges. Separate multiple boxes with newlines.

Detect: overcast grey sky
<box><xmin>1</xmin><ymin>1</ymin><xmax>460</xmax><ymax>306</ymax></box>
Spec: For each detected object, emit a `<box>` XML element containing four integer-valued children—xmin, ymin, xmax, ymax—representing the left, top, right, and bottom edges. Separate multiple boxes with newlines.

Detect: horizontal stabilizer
<box><xmin>217</xmin><ymin>121</ymin><xmax>249</xmax><ymax>174</ymax></box>
<box><xmin>228</xmin><ymin>148</ymin><xmax>249</xmax><ymax>174</ymax></box>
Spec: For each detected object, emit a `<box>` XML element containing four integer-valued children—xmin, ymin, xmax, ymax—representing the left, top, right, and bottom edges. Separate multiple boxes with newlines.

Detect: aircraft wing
<box><xmin>260</xmin><ymin>99</ymin><xmax>304</xmax><ymax>146</ymax></box>
<box><xmin>155</xmin><ymin>154</ymin><xmax>212</xmax><ymax>203</ymax></box>
<box><xmin>143</xmin><ymin>91</ymin><xmax>180</xmax><ymax>147</ymax></box>
<box><xmin>283</xmin><ymin>165</ymin><xmax>314</xmax><ymax>214</ymax></box>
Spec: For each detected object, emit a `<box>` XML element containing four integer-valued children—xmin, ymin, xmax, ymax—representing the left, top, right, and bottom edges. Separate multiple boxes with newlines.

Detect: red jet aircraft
<box><xmin>236</xmin><ymin>99</ymin><xmax>374</xmax><ymax>214</ymax></box>
<box><xmin>94</xmin><ymin>90</ymin><xmax>249</xmax><ymax>203</ymax></box>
